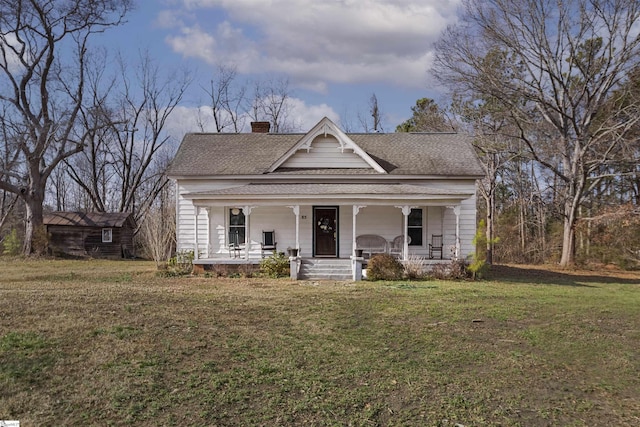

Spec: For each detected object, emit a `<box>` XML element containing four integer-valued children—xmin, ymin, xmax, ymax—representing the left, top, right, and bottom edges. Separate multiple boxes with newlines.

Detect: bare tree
<box><xmin>203</xmin><ymin>64</ymin><xmax>246</xmax><ymax>133</ymax></box>
<box><xmin>246</xmin><ymin>76</ymin><xmax>297</xmax><ymax>132</ymax></box>
<box><xmin>66</xmin><ymin>51</ymin><xmax>191</xmax><ymax>226</ymax></box>
<box><xmin>358</xmin><ymin>93</ymin><xmax>384</xmax><ymax>132</ymax></box>
<box><xmin>0</xmin><ymin>0</ymin><xmax>132</xmax><ymax>254</ymax></box>
<box><xmin>139</xmin><ymin>184</ymin><xmax>175</xmax><ymax>268</ymax></box>
<box><xmin>433</xmin><ymin>0</ymin><xmax>640</xmax><ymax>266</ymax></box>
<box><xmin>454</xmin><ymin>97</ymin><xmax>522</xmax><ymax>264</ymax></box>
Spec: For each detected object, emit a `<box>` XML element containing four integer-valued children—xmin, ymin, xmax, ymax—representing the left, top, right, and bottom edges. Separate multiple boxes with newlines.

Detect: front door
<box><xmin>313</xmin><ymin>206</ymin><xmax>338</xmax><ymax>257</ymax></box>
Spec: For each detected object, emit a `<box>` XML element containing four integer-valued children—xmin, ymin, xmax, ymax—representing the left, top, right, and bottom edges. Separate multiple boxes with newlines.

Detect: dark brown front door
<box><xmin>314</xmin><ymin>207</ymin><xmax>338</xmax><ymax>257</ymax></box>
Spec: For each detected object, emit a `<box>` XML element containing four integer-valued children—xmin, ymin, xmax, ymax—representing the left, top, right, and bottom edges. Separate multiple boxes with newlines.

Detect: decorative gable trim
<box><xmin>267</xmin><ymin>117</ymin><xmax>387</xmax><ymax>173</ymax></box>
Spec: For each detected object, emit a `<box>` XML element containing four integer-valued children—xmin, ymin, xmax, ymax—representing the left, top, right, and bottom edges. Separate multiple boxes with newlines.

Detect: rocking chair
<box><xmin>261</xmin><ymin>230</ymin><xmax>277</xmax><ymax>258</ymax></box>
<box><xmin>429</xmin><ymin>234</ymin><xmax>443</xmax><ymax>259</ymax></box>
<box><xmin>228</xmin><ymin>230</ymin><xmax>243</xmax><ymax>258</ymax></box>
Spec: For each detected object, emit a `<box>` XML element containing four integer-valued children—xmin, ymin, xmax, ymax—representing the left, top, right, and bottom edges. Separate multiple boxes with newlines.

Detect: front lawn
<box><xmin>1</xmin><ymin>260</ymin><xmax>638</xmax><ymax>426</ymax></box>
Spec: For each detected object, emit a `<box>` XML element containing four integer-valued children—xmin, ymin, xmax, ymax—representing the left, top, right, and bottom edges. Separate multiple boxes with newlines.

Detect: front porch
<box><xmin>187</xmin><ymin>204</ymin><xmax>469</xmax><ymax>259</ymax></box>
<box><xmin>180</xmin><ymin>186</ymin><xmax>476</xmax><ymax>280</ymax></box>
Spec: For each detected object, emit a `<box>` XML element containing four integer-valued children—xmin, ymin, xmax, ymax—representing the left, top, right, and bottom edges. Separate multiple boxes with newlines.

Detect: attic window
<box><xmin>102</xmin><ymin>228</ymin><xmax>113</xmax><ymax>243</ymax></box>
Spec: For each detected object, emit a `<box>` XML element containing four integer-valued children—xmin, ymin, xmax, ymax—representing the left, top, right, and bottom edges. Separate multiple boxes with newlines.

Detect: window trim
<box><xmin>228</xmin><ymin>208</ymin><xmax>246</xmax><ymax>245</ymax></box>
<box><xmin>407</xmin><ymin>208</ymin><xmax>423</xmax><ymax>247</ymax></box>
<box><xmin>102</xmin><ymin>228</ymin><xmax>113</xmax><ymax>243</ymax></box>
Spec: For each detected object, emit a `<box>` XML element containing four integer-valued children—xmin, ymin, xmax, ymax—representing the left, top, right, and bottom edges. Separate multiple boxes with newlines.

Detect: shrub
<box><xmin>260</xmin><ymin>252</ymin><xmax>290</xmax><ymax>278</ymax></box>
<box><xmin>467</xmin><ymin>220</ymin><xmax>496</xmax><ymax>279</ymax></box>
<box><xmin>158</xmin><ymin>250</ymin><xmax>194</xmax><ymax>277</ymax></box>
<box><xmin>430</xmin><ymin>259</ymin><xmax>470</xmax><ymax>280</ymax></box>
<box><xmin>2</xmin><ymin>228</ymin><xmax>21</xmax><ymax>256</ymax></box>
<box><xmin>367</xmin><ymin>253</ymin><xmax>404</xmax><ymax>281</ymax></box>
<box><xmin>403</xmin><ymin>254</ymin><xmax>426</xmax><ymax>279</ymax></box>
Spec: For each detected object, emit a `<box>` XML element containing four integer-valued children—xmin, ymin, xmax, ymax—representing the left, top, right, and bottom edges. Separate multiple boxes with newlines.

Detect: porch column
<box><xmin>352</xmin><ymin>205</ymin><xmax>365</xmax><ymax>256</ymax></box>
<box><xmin>205</xmin><ymin>208</ymin><xmax>211</xmax><ymax>258</ymax></box>
<box><xmin>447</xmin><ymin>205</ymin><xmax>461</xmax><ymax>259</ymax></box>
<box><xmin>287</xmin><ymin>205</ymin><xmax>300</xmax><ymax>252</ymax></box>
<box><xmin>243</xmin><ymin>206</ymin><xmax>253</xmax><ymax>259</ymax></box>
<box><xmin>395</xmin><ymin>205</ymin><xmax>415</xmax><ymax>261</ymax></box>
<box><xmin>194</xmin><ymin>206</ymin><xmax>200</xmax><ymax>260</ymax></box>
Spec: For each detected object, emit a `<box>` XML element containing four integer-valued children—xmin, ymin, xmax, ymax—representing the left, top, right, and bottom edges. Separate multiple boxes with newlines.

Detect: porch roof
<box><xmin>183</xmin><ymin>183</ymin><xmax>473</xmax><ymax>203</ymax></box>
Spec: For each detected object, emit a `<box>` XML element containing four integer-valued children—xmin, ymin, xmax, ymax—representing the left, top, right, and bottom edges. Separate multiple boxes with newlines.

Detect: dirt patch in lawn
<box><xmin>488</xmin><ymin>263</ymin><xmax>640</xmax><ymax>286</ymax></box>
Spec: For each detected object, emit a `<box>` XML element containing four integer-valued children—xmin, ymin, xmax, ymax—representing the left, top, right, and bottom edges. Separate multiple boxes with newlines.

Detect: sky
<box><xmin>97</xmin><ymin>0</ymin><xmax>462</xmax><ymax>138</ymax></box>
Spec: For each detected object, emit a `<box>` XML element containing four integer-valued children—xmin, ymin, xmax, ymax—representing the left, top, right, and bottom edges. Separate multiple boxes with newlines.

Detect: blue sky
<box><xmin>96</xmin><ymin>0</ymin><xmax>461</xmax><ymax>136</ymax></box>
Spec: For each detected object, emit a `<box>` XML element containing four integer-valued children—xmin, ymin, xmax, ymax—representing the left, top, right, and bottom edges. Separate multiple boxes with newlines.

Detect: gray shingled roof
<box><xmin>168</xmin><ymin>132</ymin><xmax>485</xmax><ymax>177</ymax></box>
<box><xmin>44</xmin><ymin>211</ymin><xmax>133</xmax><ymax>227</ymax></box>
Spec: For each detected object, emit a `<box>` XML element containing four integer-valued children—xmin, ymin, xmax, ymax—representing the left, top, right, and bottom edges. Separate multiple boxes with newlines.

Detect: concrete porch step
<box><xmin>299</xmin><ymin>258</ymin><xmax>352</xmax><ymax>281</ymax></box>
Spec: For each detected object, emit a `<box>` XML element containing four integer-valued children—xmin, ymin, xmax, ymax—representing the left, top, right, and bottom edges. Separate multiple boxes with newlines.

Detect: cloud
<box><xmin>285</xmin><ymin>98</ymin><xmax>340</xmax><ymax>130</ymax></box>
<box><xmin>165</xmin><ymin>98</ymin><xmax>340</xmax><ymax>139</ymax></box>
<box><xmin>165</xmin><ymin>25</ymin><xmax>217</xmax><ymax>63</ymax></box>
<box><xmin>162</xmin><ymin>0</ymin><xmax>460</xmax><ymax>90</ymax></box>
<box><xmin>0</xmin><ymin>33</ymin><xmax>28</xmax><ymax>73</ymax></box>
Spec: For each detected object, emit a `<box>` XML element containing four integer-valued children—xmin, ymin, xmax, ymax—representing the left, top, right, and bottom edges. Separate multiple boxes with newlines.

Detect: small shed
<box><xmin>44</xmin><ymin>211</ymin><xmax>136</xmax><ymax>259</ymax></box>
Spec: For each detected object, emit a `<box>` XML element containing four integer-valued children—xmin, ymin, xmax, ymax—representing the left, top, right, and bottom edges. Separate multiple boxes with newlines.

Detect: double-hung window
<box><xmin>229</xmin><ymin>208</ymin><xmax>246</xmax><ymax>245</ymax></box>
<box><xmin>407</xmin><ymin>208</ymin><xmax>423</xmax><ymax>246</ymax></box>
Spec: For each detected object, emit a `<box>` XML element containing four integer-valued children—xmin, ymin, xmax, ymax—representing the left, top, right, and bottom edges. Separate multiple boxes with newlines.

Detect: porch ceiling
<box><xmin>183</xmin><ymin>183</ymin><xmax>473</xmax><ymax>205</ymax></box>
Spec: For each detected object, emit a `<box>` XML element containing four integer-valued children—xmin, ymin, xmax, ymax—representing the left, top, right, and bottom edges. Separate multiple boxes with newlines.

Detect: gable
<box><xmin>278</xmin><ymin>134</ymin><xmax>372</xmax><ymax>169</ymax></box>
<box><xmin>267</xmin><ymin>117</ymin><xmax>386</xmax><ymax>173</ymax></box>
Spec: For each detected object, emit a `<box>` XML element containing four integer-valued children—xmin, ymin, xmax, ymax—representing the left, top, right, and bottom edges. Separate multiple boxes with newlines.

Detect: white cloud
<box><xmin>285</xmin><ymin>98</ymin><xmax>340</xmax><ymax>130</ymax></box>
<box><xmin>155</xmin><ymin>9</ymin><xmax>186</xmax><ymax>29</ymax></box>
<box><xmin>162</xmin><ymin>0</ymin><xmax>460</xmax><ymax>90</ymax></box>
<box><xmin>165</xmin><ymin>25</ymin><xmax>217</xmax><ymax>63</ymax></box>
<box><xmin>165</xmin><ymin>98</ymin><xmax>340</xmax><ymax>140</ymax></box>
<box><xmin>0</xmin><ymin>33</ymin><xmax>28</xmax><ymax>73</ymax></box>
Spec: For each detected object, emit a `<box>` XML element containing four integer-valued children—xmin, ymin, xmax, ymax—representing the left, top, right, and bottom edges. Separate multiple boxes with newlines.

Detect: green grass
<box><xmin>0</xmin><ymin>259</ymin><xmax>638</xmax><ymax>426</ymax></box>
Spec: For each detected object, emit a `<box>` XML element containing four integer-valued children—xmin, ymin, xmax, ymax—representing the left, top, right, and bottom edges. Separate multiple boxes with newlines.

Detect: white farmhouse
<box><xmin>168</xmin><ymin>117</ymin><xmax>484</xmax><ymax>279</ymax></box>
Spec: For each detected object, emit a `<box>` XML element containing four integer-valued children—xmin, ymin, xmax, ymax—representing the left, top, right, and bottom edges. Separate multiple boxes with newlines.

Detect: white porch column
<box><xmin>205</xmin><ymin>208</ymin><xmax>211</xmax><ymax>258</ymax></box>
<box><xmin>352</xmin><ymin>205</ymin><xmax>365</xmax><ymax>256</ymax></box>
<box><xmin>287</xmin><ymin>205</ymin><xmax>300</xmax><ymax>251</ymax></box>
<box><xmin>194</xmin><ymin>206</ymin><xmax>200</xmax><ymax>260</ymax></box>
<box><xmin>447</xmin><ymin>205</ymin><xmax>461</xmax><ymax>259</ymax></box>
<box><xmin>243</xmin><ymin>206</ymin><xmax>253</xmax><ymax>259</ymax></box>
<box><xmin>395</xmin><ymin>205</ymin><xmax>415</xmax><ymax>261</ymax></box>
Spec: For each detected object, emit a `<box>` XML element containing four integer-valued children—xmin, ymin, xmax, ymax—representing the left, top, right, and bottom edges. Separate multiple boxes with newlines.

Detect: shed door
<box><xmin>313</xmin><ymin>207</ymin><xmax>338</xmax><ymax>257</ymax></box>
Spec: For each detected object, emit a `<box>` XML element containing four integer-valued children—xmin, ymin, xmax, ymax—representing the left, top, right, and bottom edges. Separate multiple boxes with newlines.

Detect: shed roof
<box><xmin>168</xmin><ymin>131</ymin><xmax>485</xmax><ymax>178</ymax></box>
<box><xmin>44</xmin><ymin>212</ymin><xmax>133</xmax><ymax>228</ymax></box>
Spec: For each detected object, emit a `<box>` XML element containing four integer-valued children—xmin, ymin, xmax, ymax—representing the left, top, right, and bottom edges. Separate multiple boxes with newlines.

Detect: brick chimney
<box><xmin>250</xmin><ymin>121</ymin><xmax>271</xmax><ymax>133</ymax></box>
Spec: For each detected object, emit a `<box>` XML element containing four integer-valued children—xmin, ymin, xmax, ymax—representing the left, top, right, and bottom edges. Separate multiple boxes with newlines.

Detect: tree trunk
<box><xmin>559</xmin><ymin>199</ymin><xmax>577</xmax><ymax>267</ymax></box>
<box><xmin>23</xmin><ymin>194</ymin><xmax>44</xmax><ymax>256</ymax></box>
<box><xmin>485</xmin><ymin>185</ymin><xmax>494</xmax><ymax>265</ymax></box>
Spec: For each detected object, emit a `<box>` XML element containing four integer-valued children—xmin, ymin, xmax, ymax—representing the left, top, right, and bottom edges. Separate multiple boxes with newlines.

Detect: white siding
<box><xmin>174</xmin><ymin>178</ymin><xmax>479</xmax><ymax>260</ymax></box>
<box><xmin>458</xmin><ymin>195</ymin><xmax>478</xmax><ymax>259</ymax></box>
<box><xmin>281</xmin><ymin>135</ymin><xmax>371</xmax><ymax>169</ymax></box>
<box><xmin>426</xmin><ymin>206</ymin><xmax>444</xmax><ymax>251</ymax></box>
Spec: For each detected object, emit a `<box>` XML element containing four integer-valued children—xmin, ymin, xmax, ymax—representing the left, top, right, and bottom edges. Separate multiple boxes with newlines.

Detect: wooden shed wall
<box><xmin>47</xmin><ymin>225</ymin><xmax>134</xmax><ymax>259</ymax></box>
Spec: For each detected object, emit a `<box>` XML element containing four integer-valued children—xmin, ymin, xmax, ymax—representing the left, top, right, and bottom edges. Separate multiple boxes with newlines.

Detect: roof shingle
<box><xmin>168</xmin><ymin>132</ymin><xmax>485</xmax><ymax>178</ymax></box>
<box><xmin>44</xmin><ymin>212</ymin><xmax>133</xmax><ymax>227</ymax></box>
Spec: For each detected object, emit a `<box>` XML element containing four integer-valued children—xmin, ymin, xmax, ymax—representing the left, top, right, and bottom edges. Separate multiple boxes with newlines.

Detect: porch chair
<box><xmin>429</xmin><ymin>234</ymin><xmax>443</xmax><ymax>259</ymax></box>
<box><xmin>228</xmin><ymin>230</ymin><xmax>243</xmax><ymax>258</ymax></box>
<box><xmin>389</xmin><ymin>235</ymin><xmax>411</xmax><ymax>259</ymax></box>
<box><xmin>261</xmin><ymin>230</ymin><xmax>277</xmax><ymax>258</ymax></box>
